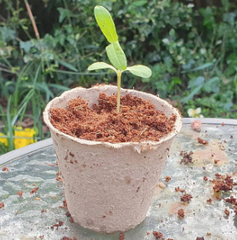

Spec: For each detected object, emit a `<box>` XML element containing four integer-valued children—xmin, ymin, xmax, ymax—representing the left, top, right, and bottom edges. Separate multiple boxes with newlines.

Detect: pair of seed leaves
<box><xmin>88</xmin><ymin>6</ymin><xmax>152</xmax><ymax>79</ymax></box>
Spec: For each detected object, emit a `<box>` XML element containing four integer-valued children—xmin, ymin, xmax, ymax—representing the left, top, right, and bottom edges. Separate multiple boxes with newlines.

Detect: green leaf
<box><xmin>192</xmin><ymin>62</ymin><xmax>213</xmax><ymax>71</ymax></box>
<box><xmin>59</xmin><ymin>60</ymin><xmax>78</xmax><ymax>72</ymax></box>
<box><xmin>88</xmin><ymin>62</ymin><xmax>116</xmax><ymax>72</ymax></box>
<box><xmin>47</xmin><ymin>83</ymin><xmax>69</xmax><ymax>92</ymax></box>
<box><xmin>57</xmin><ymin>8</ymin><xmax>75</xmax><ymax>23</ymax></box>
<box><xmin>183</xmin><ymin>62</ymin><xmax>213</xmax><ymax>73</ymax></box>
<box><xmin>130</xmin><ymin>0</ymin><xmax>148</xmax><ymax>7</ymax></box>
<box><xmin>106</xmin><ymin>42</ymin><xmax>127</xmax><ymax>70</ymax></box>
<box><xmin>94</xmin><ymin>5</ymin><xmax>118</xmax><ymax>43</ymax></box>
<box><xmin>181</xmin><ymin>85</ymin><xmax>202</xmax><ymax>103</ymax></box>
<box><xmin>126</xmin><ymin>65</ymin><xmax>152</xmax><ymax>78</ymax></box>
<box><xmin>188</xmin><ymin>76</ymin><xmax>205</xmax><ymax>88</ymax></box>
<box><xmin>0</xmin><ymin>26</ymin><xmax>15</xmax><ymax>42</ymax></box>
<box><xmin>203</xmin><ymin>77</ymin><xmax>220</xmax><ymax>93</ymax></box>
<box><xmin>20</xmin><ymin>41</ymin><xmax>33</xmax><ymax>52</ymax></box>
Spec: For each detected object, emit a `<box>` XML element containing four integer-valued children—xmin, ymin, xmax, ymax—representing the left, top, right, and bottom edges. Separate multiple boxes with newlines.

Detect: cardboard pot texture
<box><xmin>43</xmin><ymin>85</ymin><xmax>182</xmax><ymax>233</ymax></box>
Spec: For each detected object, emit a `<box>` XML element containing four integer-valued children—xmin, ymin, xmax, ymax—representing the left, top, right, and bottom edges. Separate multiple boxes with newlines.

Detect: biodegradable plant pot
<box><xmin>43</xmin><ymin>85</ymin><xmax>182</xmax><ymax>233</ymax></box>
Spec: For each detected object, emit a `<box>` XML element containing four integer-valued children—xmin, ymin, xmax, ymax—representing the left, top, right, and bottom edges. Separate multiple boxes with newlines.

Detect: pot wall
<box><xmin>43</xmin><ymin>85</ymin><xmax>182</xmax><ymax>233</ymax></box>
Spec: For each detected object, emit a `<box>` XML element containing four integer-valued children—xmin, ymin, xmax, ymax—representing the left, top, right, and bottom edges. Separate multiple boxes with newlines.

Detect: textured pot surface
<box><xmin>43</xmin><ymin>85</ymin><xmax>182</xmax><ymax>233</ymax></box>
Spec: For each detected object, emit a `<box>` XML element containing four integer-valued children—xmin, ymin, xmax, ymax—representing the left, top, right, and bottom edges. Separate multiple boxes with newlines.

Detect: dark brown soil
<box><xmin>2</xmin><ymin>166</ymin><xmax>9</xmax><ymax>171</ymax></box>
<box><xmin>51</xmin><ymin>220</ymin><xmax>64</xmax><ymax>230</ymax></box>
<box><xmin>49</xmin><ymin>92</ymin><xmax>177</xmax><ymax>143</ymax></box>
<box><xmin>224</xmin><ymin>208</ymin><xmax>230</xmax><ymax>216</ymax></box>
<box><xmin>206</xmin><ymin>198</ymin><xmax>212</xmax><ymax>203</ymax></box>
<box><xmin>30</xmin><ymin>187</ymin><xmax>39</xmax><ymax>194</ymax></box>
<box><xmin>178</xmin><ymin>208</ymin><xmax>185</xmax><ymax>218</ymax></box>
<box><xmin>153</xmin><ymin>231</ymin><xmax>164</xmax><ymax>240</ymax></box>
<box><xmin>119</xmin><ymin>232</ymin><xmax>125</xmax><ymax>240</ymax></box>
<box><xmin>180</xmin><ymin>193</ymin><xmax>193</xmax><ymax>203</ymax></box>
<box><xmin>180</xmin><ymin>151</ymin><xmax>193</xmax><ymax>164</ymax></box>
<box><xmin>211</xmin><ymin>174</ymin><xmax>235</xmax><ymax>192</ymax></box>
<box><xmin>165</xmin><ymin>176</ymin><xmax>171</xmax><ymax>182</ymax></box>
<box><xmin>225</xmin><ymin>196</ymin><xmax>237</xmax><ymax>205</ymax></box>
<box><xmin>61</xmin><ymin>236</ymin><xmax>77</xmax><ymax>240</ymax></box>
<box><xmin>175</xmin><ymin>187</ymin><xmax>185</xmax><ymax>193</ymax></box>
<box><xmin>197</xmin><ymin>137</ymin><xmax>208</xmax><ymax>145</ymax></box>
<box><xmin>17</xmin><ymin>190</ymin><xmax>23</xmax><ymax>197</ymax></box>
<box><xmin>59</xmin><ymin>199</ymin><xmax>68</xmax><ymax>209</ymax></box>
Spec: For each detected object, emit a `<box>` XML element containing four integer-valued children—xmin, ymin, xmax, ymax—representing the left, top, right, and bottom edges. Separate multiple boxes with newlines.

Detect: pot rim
<box><xmin>43</xmin><ymin>85</ymin><xmax>182</xmax><ymax>149</ymax></box>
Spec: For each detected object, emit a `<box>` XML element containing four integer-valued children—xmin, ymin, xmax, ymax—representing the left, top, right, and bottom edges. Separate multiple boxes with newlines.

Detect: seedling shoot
<box><xmin>88</xmin><ymin>5</ymin><xmax>152</xmax><ymax>113</ymax></box>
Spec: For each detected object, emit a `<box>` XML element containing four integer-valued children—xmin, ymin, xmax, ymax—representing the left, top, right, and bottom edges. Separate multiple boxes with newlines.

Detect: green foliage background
<box><xmin>0</xmin><ymin>0</ymin><xmax>237</xmax><ymax>154</ymax></box>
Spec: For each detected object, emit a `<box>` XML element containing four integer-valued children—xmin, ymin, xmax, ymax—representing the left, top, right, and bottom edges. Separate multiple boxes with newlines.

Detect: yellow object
<box><xmin>14</xmin><ymin>127</ymin><xmax>37</xmax><ymax>149</ymax></box>
<box><xmin>0</xmin><ymin>133</ymin><xmax>8</xmax><ymax>146</ymax></box>
<box><xmin>187</xmin><ymin>107</ymin><xmax>204</xmax><ymax>118</ymax></box>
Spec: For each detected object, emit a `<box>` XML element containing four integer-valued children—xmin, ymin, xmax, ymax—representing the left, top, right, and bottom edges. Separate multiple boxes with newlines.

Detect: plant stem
<box><xmin>24</xmin><ymin>0</ymin><xmax>40</xmax><ymax>42</ymax></box>
<box><xmin>7</xmin><ymin>95</ymin><xmax>14</xmax><ymax>151</ymax></box>
<box><xmin>116</xmin><ymin>70</ymin><xmax>122</xmax><ymax>113</ymax></box>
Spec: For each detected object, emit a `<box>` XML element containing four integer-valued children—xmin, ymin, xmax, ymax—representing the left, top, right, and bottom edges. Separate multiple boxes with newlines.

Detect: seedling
<box><xmin>88</xmin><ymin>5</ymin><xmax>152</xmax><ymax>113</ymax></box>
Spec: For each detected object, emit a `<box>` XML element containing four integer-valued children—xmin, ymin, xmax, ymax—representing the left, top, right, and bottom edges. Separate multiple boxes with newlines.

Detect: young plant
<box><xmin>88</xmin><ymin>5</ymin><xmax>152</xmax><ymax>113</ymax></box>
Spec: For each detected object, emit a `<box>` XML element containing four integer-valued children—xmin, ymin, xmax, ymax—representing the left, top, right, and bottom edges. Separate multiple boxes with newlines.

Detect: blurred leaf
<box><xmin>181</xmin><ymin>85</ymin><xmax>202</xmax><ymax>103</ymax></box>
<box><xmin>169</xmin><ymin>29</ymin><xmax>175</xmax><ymax>37</ymax></box>
<box><xmin>203</xmin><ymin>77</ymin><xmax>220</xmax><ymax>93</ymax></box>
<box><xmin>0</xmin><ymin>27</ymin><xmax>15</xmax><ymax>42</ymax></box>
<box><xmin>188</xmin><ymin>76</ymin><xmax>205</xmax><ymax>88</ymax></box>
<box><xmin>57</xmin><ymin>8</ymin><xmax>76</xmax><ymax>23</ymax></box>
<box><xmin>183</xmin><ymin>62</ymin><xmax>213</xmax><ymax>73</ymax></box>
<box><xmin>172</xmin><ymin>77</ymin><xmax>182</xmax><ymax>85</ymax></box>
<box><xmin>130</xmin><ymin>0</ymin><xmax>147</xmax><ymax>7</ymax></box>
<box><xmin>200</xmin><ymin>7</ymin><xmax>215</xmax><ymax>29</ymax></box>
<box><xmin>47</xmin><ymin>84</ymin><xmax>69</xmax><ymax>92</ymax></box>
<box><xmin>59</xmin><ymin>60</ymin><xmax>78</xmax><ymax>72</ymax></box>
<box><xmin>223</xmin><ymin>12</ymin><xmax>236</xmax><ymax>26</ymax></box>
<box><xmin>224</xmin><ymin>102</ymin><xmax>233</xmax><ymax>111</ymax></box>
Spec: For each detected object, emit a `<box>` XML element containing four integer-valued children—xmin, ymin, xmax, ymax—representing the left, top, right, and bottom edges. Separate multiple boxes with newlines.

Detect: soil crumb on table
<box><xmin>0</xmin><ymin>202</ymin><xmax>4</xmax><ymax>209</ymax></box>
<box><xmin>61</xmin><ymin>237</ymin><xmax>77</xmax><ymax>240</ymax></box>
<box><xmin>51</xmin><ymin>220</ymin><xmax>64</xmax><ymax>230</ymax></box>
<box><xmin>180</xmin><ymin>193</ymin><xmax>193</xmax><ymax>203</ymax></box>
<box><xmin>197</xmin><ymin>137</ymin><xmax>208</xmax><ymax>145</ymax></box>
<box><xmin>30</xmin><ymin>187</ymin><xmax>39</xmax><ymax>194</ymax></box>
<box><xmin>2</xmin><ymin>166</ymin><xmax>9</xmax><ymax>171</ymax></box>
<box><xmin>165</xmin><ymin>176</ymin><xmax>171</xmax><ymax>182</ymax></box>
<box><xmin>178</xmin><ymin>208</ymin><xmax>185</xmax><ymax>218</ymax></box>
<box><xmin>153</xmin><ymin>231</ymin><xmax>164</xmax><ymax>239</ymax></box>
<box><xmin>17</xmin><ymin>190</ymin><xmax>23</xmax><ymax>197</ymax></box>
<box><xmin>211</xmin><ymin>174</ymin><xmax>235</xmax><ymax>192</ymax></box>
<box><xmin>50</xmin><ymin>93</ymin><xmax>177</xmax><ymax>143</ymax></box>
<box><xmin>180</xmin><ymin>151</ymin><xmax>193</xmax><ymax>164</ymax></box>
<box><xmin>119</xmin><ymin>232</ymin><xmax>125</xmax><ymax>240</ymax></box>
<box><xmin>224</xmin><ymin>208</ymin><xmax>230</xmax><ymax>216</ymax></box>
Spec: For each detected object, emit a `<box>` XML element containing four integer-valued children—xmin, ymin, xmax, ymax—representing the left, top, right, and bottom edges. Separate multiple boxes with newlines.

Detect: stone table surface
<box><xmin>0</xmin><ymin>118</ymin><xmax>237</xmax><ymax>240</ymax></box>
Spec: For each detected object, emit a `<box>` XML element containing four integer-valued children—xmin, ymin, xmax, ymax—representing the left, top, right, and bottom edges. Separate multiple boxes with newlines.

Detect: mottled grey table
<box><xmin>0</xmin><ymin>118</ymin><xmax>237</xmax><ymax>240</ymax></box>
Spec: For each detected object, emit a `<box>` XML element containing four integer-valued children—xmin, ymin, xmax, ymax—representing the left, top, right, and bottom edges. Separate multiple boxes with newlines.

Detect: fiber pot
<box><xmin>43</xmin><ymin>85</ymin><xmax>182</xmax><ymax>233</ymax></box>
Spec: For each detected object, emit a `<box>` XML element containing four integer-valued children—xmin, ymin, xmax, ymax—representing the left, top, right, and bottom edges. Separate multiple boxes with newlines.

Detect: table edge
<box><xmin>0</xmin><ymin>118</ymin><xmax>236</xmax><ymax>164</ymax></box>
<box><xmin>0</xmin><ymin>138</ymin><xmax>53</xmax><ymax>165</ymax></box>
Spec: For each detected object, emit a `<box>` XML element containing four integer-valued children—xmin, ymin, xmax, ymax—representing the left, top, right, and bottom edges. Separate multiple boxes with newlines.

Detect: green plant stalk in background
<box><xmin>88</xmin><ymin>5</ymin><xmax>152</xmax><ymax>113</ymax></box>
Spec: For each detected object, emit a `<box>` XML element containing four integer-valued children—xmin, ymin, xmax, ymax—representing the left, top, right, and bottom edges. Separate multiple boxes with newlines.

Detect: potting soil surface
<box><xmin>0</xmin><ymin>121</ymin><xmax>237</xmax><ymax>240</ymax></box>
<box><xmin>49</xmin><ymin>93</ymin><xmax>177</xmax><ymax>143</ymax></box>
